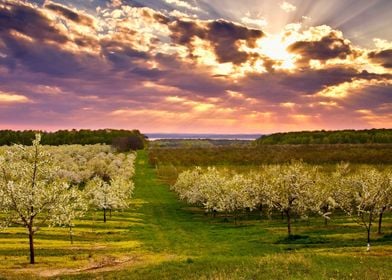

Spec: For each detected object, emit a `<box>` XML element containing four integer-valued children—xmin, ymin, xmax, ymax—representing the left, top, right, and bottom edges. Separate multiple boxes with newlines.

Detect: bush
<box><xmin>112</xmin><ymin>135</ymin><xmax>145</xmax><ymax>151</ymax></box>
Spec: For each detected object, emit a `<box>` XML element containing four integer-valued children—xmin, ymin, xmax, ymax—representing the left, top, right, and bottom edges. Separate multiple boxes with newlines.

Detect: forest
<box><xmin>0</xmin><ymin>129</ymin><xmax>146</xmax><ymax>150</ymax></box>
<box><xmin>256</xmin><ymin>129</ymin><xmax>392</xmax><ymax>145</ymax></box>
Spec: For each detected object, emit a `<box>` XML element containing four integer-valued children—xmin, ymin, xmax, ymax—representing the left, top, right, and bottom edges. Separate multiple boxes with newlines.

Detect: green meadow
<box><xmin>0</xmin><ymin>151</ymin><xmax>391</xmax><ymax>279</ymax></box>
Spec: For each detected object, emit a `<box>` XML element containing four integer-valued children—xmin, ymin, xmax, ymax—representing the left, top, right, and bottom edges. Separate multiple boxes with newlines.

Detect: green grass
<box><xmin>0</xmin><ymin>151</ymin><xmax>391</xmax><ymax>279</ymax></box>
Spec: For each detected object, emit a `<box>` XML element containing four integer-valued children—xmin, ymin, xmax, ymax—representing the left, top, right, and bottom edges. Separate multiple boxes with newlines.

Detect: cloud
<box><xmin>206</xmin><ymin>20</ymin><xmax>264</xmax><ymax>64</ymax></box>
<box><xmin>0</xmin><ymin>1</ymin><xmax>68</xmax><ymax>43</ymax></box>
<box><xmin>287</xmin><ymin>31</ymin><xmax>353</xmax><ymax>63</ymax></box>
<box><xmin>0</xmin><ymin>91</ymin><xmax>30</xmax><ymax>104</ymax></box>
<box><xmin>110</xmin><ymin>0</ymin><xmax>123</xmax><ymax>8</ymax></box>
<box><xmin>0</xmin><ymin>1</ymin><xmax>168</xmax><ymax>79</ymax></box>
<box><xmin>164</xmin><ymin>0</ymin><xmax>201</xmax><ymax>12</ymax></box>
<box><xmin>168</xmin><ymin>18</ymin><xmax>264</xmax><ymax>65</ymax></box>
<box><xmin>280</xmin><ymin>1</ymin><xmax>296</xmax><ymax>13</ymax></box>
<box><xmin>45</xmin><ymin>2</ymin><xmax>93</xmax><ymax>26</ymax></box>
<box><xmin>373</xmin><ymin>38</ymin><xmax>392</xmax><ymax>49</ymax></box>
<box><xmin>241</xmin><ymin>16</ymin><xmax>268</xmax><ymax>29</ymax></box>
<box><xmin>169</xmin><ymin>9</ymin><xmax>198</xmax><ymax>19</ymax></box>
<box><xmin>169</xmin><ymin>19</ymin><xmax>205</xmax><ymax>45</ymax></box>
<box><xmin>368</xmin><ymin>49</ymin><xmax>392</xmax><ymax>68</ymax></box>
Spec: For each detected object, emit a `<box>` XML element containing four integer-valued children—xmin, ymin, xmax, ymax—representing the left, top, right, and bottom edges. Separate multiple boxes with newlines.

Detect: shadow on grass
<box><xmin>275</xmin><ymin>234</ymin><xmax>329</xmax><ymax>245</ymax></box>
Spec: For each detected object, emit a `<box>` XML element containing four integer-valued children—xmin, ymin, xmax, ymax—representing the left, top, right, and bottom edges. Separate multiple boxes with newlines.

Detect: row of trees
<box><xmin>0</xmin><ymin>129</ymin><xmax>146</xmax><ymax>150</ymax></box>
<box><xmin>0</xmin><ymin>135</ymin><xmax>136</xmax><ymax>264</ymax></box>
<box><xmin>149</xmin><ymin>139</ymin><xmax>251</xmax><ymax>148</ymax></box>
<box><xmin>149</xmin><ymin>144</ymin><xmax>392</xmax><ymax>166</ymax></box>
<box><xmin>257</xmin><ymin>129</ymin><xmax>392</xmax><ymax>145</ymax></box>
<box><xmin>172</xmin><ymin>162</ymin><xmax>391</xmax><ymax>248</ymax></box>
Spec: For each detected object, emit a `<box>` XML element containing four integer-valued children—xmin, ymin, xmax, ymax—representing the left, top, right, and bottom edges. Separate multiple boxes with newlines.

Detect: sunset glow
<box><xmin>0</xmin><ymin>0</ymin><xmax>391</xmax><ymax>133</ymax></box>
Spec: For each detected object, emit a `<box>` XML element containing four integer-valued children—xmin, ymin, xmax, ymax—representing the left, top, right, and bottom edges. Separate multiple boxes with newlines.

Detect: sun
<box><xmin>238</xmin><ymin>32</ymin><xmax>299</xmax><ymax>72</ymax></box>
<box><xmin>256</xmin><ymin>35</ymin><xmax>298</xmax><ymax>70</ymax></box>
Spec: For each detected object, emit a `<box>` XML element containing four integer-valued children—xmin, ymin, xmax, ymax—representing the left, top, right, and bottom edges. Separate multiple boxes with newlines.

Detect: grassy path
<box><xmin>1</xmin><ymin>150</ymin><xmax>391</xmax><ymax>279</ymax></box>
<box><xmin>129</xmin><ymin>151</ymin><xmax>272</xmax><ymax>257</ymax></box>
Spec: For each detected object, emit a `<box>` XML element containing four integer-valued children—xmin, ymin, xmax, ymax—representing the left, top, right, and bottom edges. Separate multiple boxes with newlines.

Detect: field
<box><xmin>1</xmin><ymin>149</ymin><xmax>391</xmax><ymax>279</ymax></box>
<box><xmin>148</xmin><ymin>143</ymin><xmax>392</xmax><ymax>166</ymax></box>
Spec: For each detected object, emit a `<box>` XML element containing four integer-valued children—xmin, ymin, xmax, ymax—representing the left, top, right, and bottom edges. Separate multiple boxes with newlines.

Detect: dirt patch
<box><xmin>36</xmin><ymin>255</ymin><xmax>140</xmax><ymax>278</ymax></box>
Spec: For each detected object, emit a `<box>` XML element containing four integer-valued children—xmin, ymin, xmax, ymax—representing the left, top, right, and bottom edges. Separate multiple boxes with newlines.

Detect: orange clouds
<box><xmin>0</xmin><ymin>0</ymin><xmax>391</xmax><ymax>133</ymax></box>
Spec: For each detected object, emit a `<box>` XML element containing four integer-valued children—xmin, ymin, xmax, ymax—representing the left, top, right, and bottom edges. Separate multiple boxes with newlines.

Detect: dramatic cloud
<box><xmin>288</xmin><ymin>31</ymin><xmax>353</xmax><ymax>62</ymax></box>
<box><xmin>0</xmin><ymin>2</ymin><xmax>68</xmax><ymax>43</ymax></box>
<box><xmin>0</xmin><ymin>0</ymin><xmax>391</xmax><ymax>133</ymax></box>
<box><xmin>206</xmin><ymin>20</ymin><xmax>263</xmax><ymax>64</ymax></box>
<box><xmin>369</xmin><ymin>49</ymin><xmax>392</xmax><ymax>68</ymax></box>
<box><xmin>168</xmin><ymin>18</ymin><xmax>263</xmax><ymax>65</ymax></box>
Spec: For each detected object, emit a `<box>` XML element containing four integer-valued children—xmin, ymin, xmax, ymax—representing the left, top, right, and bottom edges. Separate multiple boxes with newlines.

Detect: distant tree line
<box><xmin>256</xmin><ymin>129</ymin><xmax>392</xmax><ymax>145</ymax></box>
<box><xmin>0</xmin><ymin>129</ymin><xmax>146</xmax><ymax>151</ymax></box>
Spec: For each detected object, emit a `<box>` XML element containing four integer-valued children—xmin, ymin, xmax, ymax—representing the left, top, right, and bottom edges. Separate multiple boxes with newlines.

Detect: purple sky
<box><xmin>0</xmin><ymin>0</ymin><xmax>391</xmax><ymax>133</ymax></box>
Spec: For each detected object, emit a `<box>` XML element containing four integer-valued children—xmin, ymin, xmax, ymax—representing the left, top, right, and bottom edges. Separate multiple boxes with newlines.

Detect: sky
<box><xmin>0</xmin><ymin>0</ymin><xmax>391</xmax><ymax>133</ymax></box>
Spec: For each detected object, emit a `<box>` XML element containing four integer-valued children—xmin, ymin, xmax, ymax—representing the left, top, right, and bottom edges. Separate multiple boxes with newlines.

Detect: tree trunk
<box><xmin>367</xmin><ymin>228</ymin><xmax>371</xmax><ymax>244</ymax></box>
<box><xmin>378</xmin><ymin>207</ymin><xmax>386</xmax><ymax>234</ymax></box>
<box><xmin>323</xmin><ymin>205</ymin><xmax>328</xmax><ymax>226</ymax></box>
<box><xmin>285</xmin><ymin>210</ymin><xmax>291</xmax><ymax>236</ymax></box>
<box><xmin>223</xmin><ymin>211</ymin><xmax>229</xmax><ymax>222</ymax></box>
<box><xmin>367</xmin><ymin>228</ymin><xmax>371</xmax><ymax>251</ymax></box>
<box><xmin>367</xmin><ymin>211</ymin><xmax>373</xmax><ymax>251</ymax></box>
<box><xmin>69</xmin><ymin>226</ymin><xmax>74</xmax><ymax>245</ymax></box>
<box><xmin>103</xmin><ymin>208</ymin><xmax>107</xmax><ymax>223</ymax></box>
<box><xmin>28</xmin><ymin>228</ymin><xmax>35</xmax><ymax>264</ymax></box>
<box><xmin>110</xmin><ymin>208</ymin><xmax>112</xmax><ymax>218</ymax></box>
